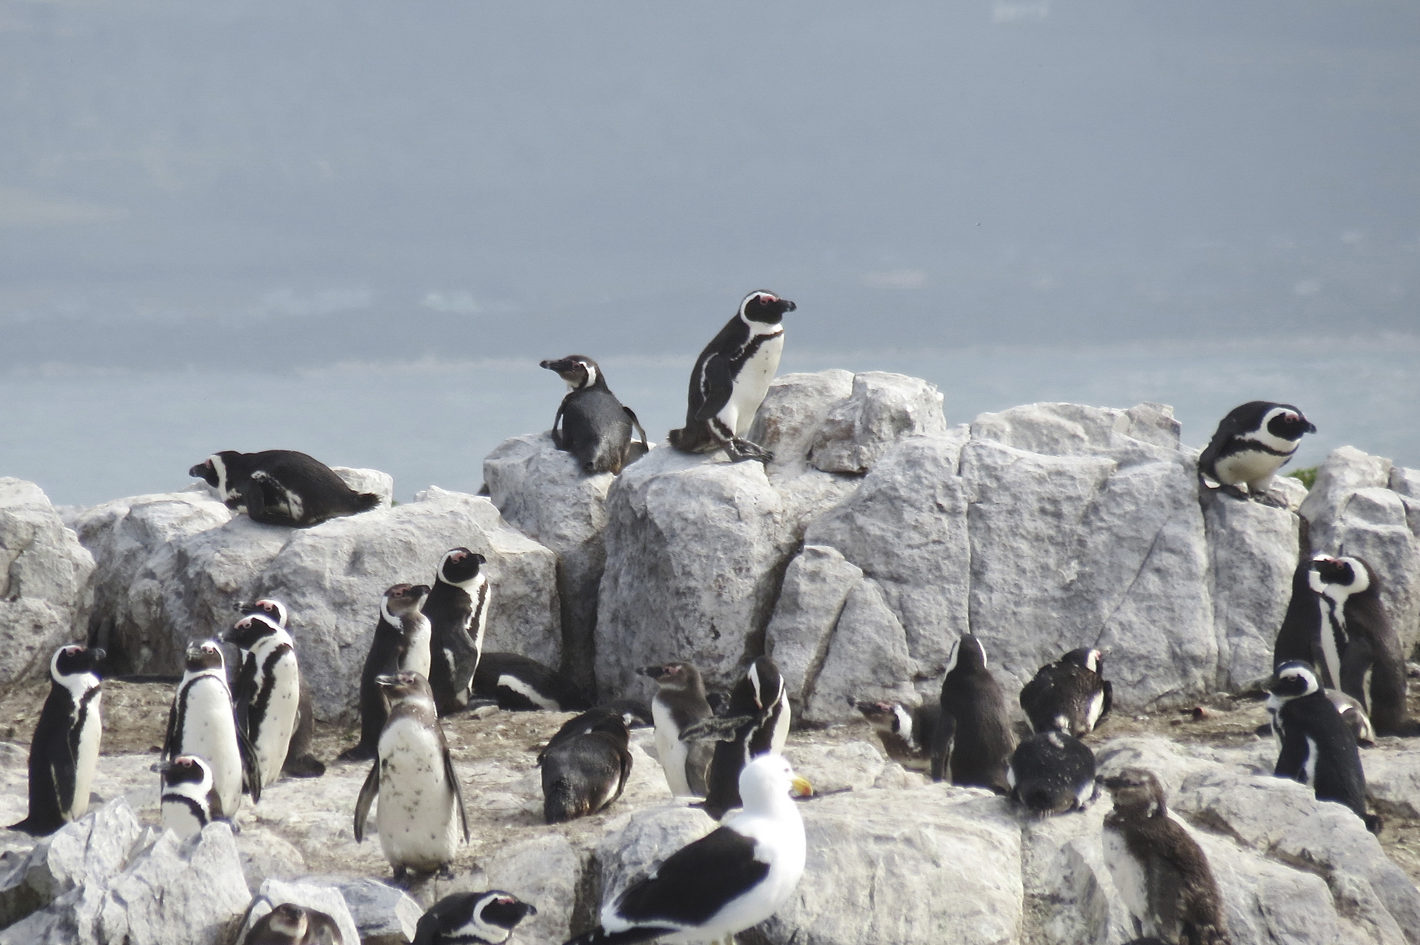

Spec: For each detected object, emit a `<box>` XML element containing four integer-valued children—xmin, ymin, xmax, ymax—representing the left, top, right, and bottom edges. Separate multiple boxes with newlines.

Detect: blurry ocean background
<box><xmin>3</xmin><ymin>1</ymin><xmax>1417</xmax><ymax>507</ymax></box>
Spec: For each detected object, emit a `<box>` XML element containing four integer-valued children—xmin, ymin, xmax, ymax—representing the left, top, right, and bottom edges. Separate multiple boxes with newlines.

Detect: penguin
<box><xmin>1101</xmin><ymin>767</ymin><xmax>1231</xmax><ymax>945</ymax></box>
<box><xmin>667</xmin><ymin>290</ymin><xmax>798</xmax><ymax>464</ymax></box>
<box><xmin>1007</xmin><ymin>730</ymin><xmax>1097</xmax><ymax>816</ymax></box>
<box><xmin>640</xmin><ymin>661</ymin><xmax>714</xmax><ymax>797</ymax></box>
<box><xmin>234</xmin><ymin>599</ymin><xmax>324</xmax><ymax>778</ymax></box>
<box><xmin>847</xmin><ymin>696</ymin><xmax>940</xmax><ymax>770</ymax></box>
<box><xmin>471</xmin><ymin>652</ymin><xmax>592</xmax><ymax>712</ymax></box>
<box><xmin>414</xmin><ymin>891</ymin><xmax>538</xmax><ymax>945</ymax></box>
<box><xmin>354</xmin><ymin>671</ymin><xmax>471</xmax><ymax>882</ymax></box>
<box><xmin>1265</xmin><ymin>660</ymin><xmax>1378</xmax><ymax>832</ymax></box>
<box><xmin>422</xmin><ymin>548</ymin><xmax>490</xmax><ymax>716</ymax></box>
<box><xmin>159</xmin><ymin>754</ymin><xmax>222</xmax><ymax>839</ymax></box>
<box><xmin>930</xmin><ymin>634</ymin><xmax>1016</xmax><ymax>793</ymax></box>
<box><xmin>1328</xmin><ymin>690</ymin><xmax>1377</xmax><ymax>747</ymax></box>
<box><xmin>562</xmin><ymin>754</ymin><xmax>811</xmax><ymax>945</ymax></box>
<box><xmin>189</xmin><ymin>449</ymin><xmax>380</xmax><ymax>527</ymax></box>
<box><xmin>538</xmin><ymin>707</ymin><xmax>634</xmax><ymax>824</ymax></box>
<box><xmin>164</xmin><ymin>639</ymin><xmax>260</xmax><ymax>817</ymax></box>
<box><xmin>540</xmin><ymin>355</ymin><xmax>649</xmax><ymax>475</ymax></box>
<box><xmin>243</xmin><ymin>902</ymin><xmax>345</xmax><ymax>945</ymax></box>
<box><xmin>224</xmin><ymin>612</ymin><xmax>300</xmax><ymax>787</ymax></box>
<box><xmin>8</xmin><ymin>643</ymin><xmax>105</xmax><ymax>836</ymax></box>
<box><xmin>339</xmin><ymin>583</ymin><xmax>433</xmax><ymax>763</ymax></box>
<box><xmin>1196</xmin><ymin>401</ymin><xmax>1315</xmax><ymax>505</ymax></box>
<box><xmin>689</xmin><ymin>656</ymin><xmax>792</xmax><ymax>820</ymax></box>
<box><xmin>1018</xmin><ymin>647</ymin><xmax>1113</xmax><ymax>737</ymax></box>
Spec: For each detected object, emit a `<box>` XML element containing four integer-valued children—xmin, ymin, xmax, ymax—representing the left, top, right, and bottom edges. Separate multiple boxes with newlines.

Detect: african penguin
<box><xmin>189</xmin><ymin>449</ymin><xmax>381</xmax><ymax>527</ymax></box>
<box><xmin>1102</xmin><ymin>767</ymin><xmax>1231</xmax><ymax>945</ymax></box>
<box><xmin>667</xmin><ymin>290</ymin><xmax>797</xmax><ymax>464</ymax></box>
<box><xmin>354</xmin><ymin>671</ymin><xmax>471</xmax><ymax>882</ymax></box>
<box><xmin>1196</xmin><ymin>400</ymin><xmax>1314</xmax><ymax>505</ymax></box>
<box><xmin>1266</xmin><ymin>661</ymin><xmax>1378</xmax><ymax>832</ymax></box>
<box><xmin>235</xmin><ymin>598</ymin><xmax>325</xmax><ymax>778</ymax></box>
<box><xmin>540</xmin><ymin>355</ymin><xmax>648</xmax><ymax>475</ymax></box>
<box><xmin>422</xmin><ymin>548</ymin><xmax>490</xmax><ymax>716</ymax></box>
<box><xmin>641</xmin><ymin>661</ymin><xmax>714</xmax><ymax>797</ymax></box>
<box><xmin>339</xmin><ymin>583</ymin><xmax>433</xmax><ymax>763</ymax></box>
<box><xmin>1018</xmin><ymin>647</ymin><xmax>1112</xmax><ymax>737</ymax></box>
<box><xmin>562</xmin><ymin>754</ymin><xmax>811</xmax><ymax>945</ymax></box>
<box><xmin>414</xmin><ymin>891</ymin><xmax>538</xmax><ymax>945</ymax></box>
<box><xmin>243</xmin><ymin>901</ymin><xmax>345</xmax><ymax>945</ymax></box>
<box><xmin>164</xmin><ymin>639</ymin><xmax>260</xmax><ymax>817</ymax></box>
<box><xmin>930</xmin><ymin>634</ymin><xmax>1016</xmax><ymax>793</ymax></box>
<box><xmin>691</xmin><ymin>656</ymin><xmax>792</xmax><ymax>820</ymax></box>
<box><xmin>848</xmin><ymin>696</ymin><xmax>940</xmax><ymax>770</ymax></box>
<box><xmin>160</xmin><ymin>754</ymin><xmax>222</xmax><ymax>839</ymax></box>
<box><xmin>224</xmin><ymin>612</ymin><xmax>300</xmax><ymax>787</ymax></box>
<box><xmin>1007</xmin><ymin>731</ymin><xmax>1097</xmax><ymax>816</ymax></box>
<box><xmin>538</xmin><ymin>707</ymin><xmax>634</xmax><ymax>824</ymax></box>
<box><xmin>472</xmin><ymin>652</ymin><xmax>592</xmax><ymax>712</ymax></box>
<box><xmin>8</xmin><ymin>644</ymin><xmax>105</xmax><ymax>836</ymax></box>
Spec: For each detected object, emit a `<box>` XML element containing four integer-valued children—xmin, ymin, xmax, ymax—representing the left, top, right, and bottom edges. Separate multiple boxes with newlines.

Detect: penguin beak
<box><xmin>782</xmin><ymin>299</ymin><xmax>797</xmax><ymax>313</ymax></box>
<box><xmin>375</xmin><ymin>673</ymin><xmax>400</xmax><ymax>689</ymax></box>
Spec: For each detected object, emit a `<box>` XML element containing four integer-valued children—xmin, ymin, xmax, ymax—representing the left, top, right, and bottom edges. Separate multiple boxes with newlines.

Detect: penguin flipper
<box><xmin>444</xmin><ymin>747</ymin><xmax>471</xmax><ymax>843</ymax></box>
<box><xmin>238</xmin><ymin>725</ymin><xmax>263</xmax><ymax>803</ymax></box>
<box><xmin>551</xmin><ymin>402</ymin><xmax>567</xmax><ymax>449</ymax></box>
<box><xmin>690</xmin><ymin>354</ymin><xmax>734</xmax><ymax>423</ymax></box>
<box><xmin>678</xmin><ymin>713</ymin><xmax>757</xmax><ymax>744</ymax></box>
<box><xmin>930</xmin><ymin>712</ymin><xmax>958</xmax><ymax>783</ymax></box>
<box><xmin>624</xmin><ymin>406</ymin><xmax>649</xmax><ymax>449</ymax></box>
<box><xmin>354</xmin><ymin>761</ymin><xmax>379</xmax><ymax>842</ymax></box>
<box><xmin>1273</xmin><ymin>731</ymin><xmax>1308</xmax><ymax>783</ymax></box>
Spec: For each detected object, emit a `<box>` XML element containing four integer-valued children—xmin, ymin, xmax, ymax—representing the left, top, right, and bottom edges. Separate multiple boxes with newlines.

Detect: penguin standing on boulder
<box><xmin>159</xmin><ymin>754</ymin><xmax>222</xmax><ymax>839</ymax></box>
<box><xmin>339</xmin><ymin>583</ymin><xmax>432</xmax><ymax>763</ymax></box>
<box><xmin>688</xmin><ymin>656</ymin><xmax>792</xmax><ymax>820</ymax></box>
<box><xmin>931</xmin><ymin>634</ymin><xmax>1016</xmax><ymax>793</ymax></box>
<box><xmin>189</xmin><ymin>449</ymin><xmax>381</xmax><ymax>527</ymax></box>
<box><xmin>641</xmin><ymin>661</ymin><xmax>714</xmax><ymax>797</ymax></box>
<box><xmin>540</xmin><ymin>355</ymin><xmax>648</xmax><ymax>475</ymax></box>
<box><xmin>667</xmin><ymin>290</ymin><xmax>797</xmax><ymax>463</ymax></box>
<box><xmin>423</xmin><ymin>548</ymin><xmax>490</xmax><ymax>715</ymax></box>
<box><xmin>1019</xmin><ymin>647</ymin><xmax>1112</xmax><ymax>737</ymax></box>
<box><xmin>1196</xmin><ymin>401</ymin><xmax>1315</xmax><ymax>505</ymax></box>
<box><xmin>8</xmin><ymin>644</ymin><xmax>105</xmax><ymax>836</ymax></box>
<box><xmin>164</xmin><ymin>639</ymin><xmax>260</xmax><ymax>817</ymax></box>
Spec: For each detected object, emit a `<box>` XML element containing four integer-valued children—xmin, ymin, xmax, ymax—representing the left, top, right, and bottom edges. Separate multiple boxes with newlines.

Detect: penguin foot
<box><xmin>723</xmin><ymin>438</ymin><xmax>773</xmax><ymax>464</ymax></box>
<box><xmin>1218</xmin><ymin>483</ymin><xmax>1250</xmax><ymax>501</ymax></box>
<box><xmin>335</xmin><ymin>744</ymin><xmax>375</xmax><ymax>764</ymax></box>
<box><xmin>1251</xmin><ymin>491</ymin><xmax>1288</xmax><ymax>509</ymax></box>
<box><xmin>282</xmin><ymin>754</ymin><xmax>327</xmax><ymax>778</ymax></box>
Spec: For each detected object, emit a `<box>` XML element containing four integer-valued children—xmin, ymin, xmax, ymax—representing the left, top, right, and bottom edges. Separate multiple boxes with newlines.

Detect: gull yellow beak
<box><xmin>790</xmin><ymin>775</ymin><xmax>814</xmax><ymax>798</ymax></box>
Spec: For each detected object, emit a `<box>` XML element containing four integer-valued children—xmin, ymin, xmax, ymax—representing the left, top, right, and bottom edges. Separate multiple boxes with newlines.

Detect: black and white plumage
<box><xmin>641</xmin><ymin>662</ymin><xmax>714</xmax><ymax>797</ymax></box>
<box><xmin>164</xmin><ymin>639</ymin><xmax>260</xmax><ymax>817</ymax></box>
<box><xmin>1266</xmin><ymin>661</ymin><xmax>1378</xmax><ymax>832</ymax></box>
<box><xmin>1102</xmin><ymin>767</ymin><xmax>1232</xmax><ymax>945</ymax></box>
<box><xmin>224</xmin><ymin>612</ymin><xmax>300</xmax><ymax>787</ymax></box>
<box><xmin>234</xmin><ymin>598</ymin><xmax>324</xmax><ymax>778</ymax></box>
<box><xmin>189</xmin><ymin>449</ymin><xmax>380</xmax><ymax>527</ymax></box>
<box><xmin>930</xmin><ymin>634</ymin><xmax>1016</xmax><ymax>792</ymax></box>
<box><xmin>691</xmin><ymin>657</ymin><xmax>792</xmax><ymax>820</ymax></box>
<box><xmin>1007</xmin><ymin>731</ymin><xmax>1097</xmax><ymax>816</ymax></box>
<box><xmin>667</xmin><ymin>290</ymin><xmax>797</xmax><ymax>464</ymax></box>
<box><xmin>1196</xmin><ymin>401</ymin><xmax>1314</xmax><ymax>504</ymax></box>
<box><xmin>1018</xmin><ymin>647</ymin><xmax>1112</xmax><ymax>737</ymax></box>
<box><xmin>8</xmin><ymin>644</ymin><xmax>105</xmax><ymax>836</ymax></box>
<box><xmin>423</xmin><ymin>548</ymin><xmax>490</xmax><ymax>716</ymax></box>
<box><xmin>539</xmin><ymin>707</ymin><xmax>634</xmax><ymax>824</ymax></box>
<box><xmin>340</xmin><ymin>583</ymin><xmax>433</xmax><ymax>762</ymax></box>
<box><xmin>160</xmin><ymin>754</ymin><xmax>222</xmax><ymax>839</ymax></box>
<box><xmin>848</xmin><ymin>697</ymin><xmax>939</xmax><ymax>770</ymax></box>
<box><xmin>414</xmin><ymin>891</ymin><xmax>537</xmax><ymax>945</ymax></box>
<box><xmin>243</xmin><ymin>902</ymin><xmax>345</xmax><ymax>945</ymax></box>
<box><xmin>562</xmin><ymin>753</ymin><xmax>811</xmax><ymax>945</ymax></box>
<box><xmin>472</xmin><ymin>652</ymin><xmax>592</xmax><ymax>712</ymax></box>
<box><xmin>354</xmin><ymin>672</ymin><xmax>471</xmax><ymax>881</ymax></box>
<box><xmin>541</xmin><ymin>355</ymin><xmax>648</xmax><ymax>475</ymax></box>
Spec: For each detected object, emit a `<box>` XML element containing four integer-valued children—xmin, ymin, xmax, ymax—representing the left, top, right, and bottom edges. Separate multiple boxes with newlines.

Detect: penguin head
<box><xmin>188</xmin><ymin>454</ymin><xmax>224</xmax><ymax>491</ymax></box>
<box><xmin>382</xmin><ymin>583</ymin><xmax>432</xmax><ymax>624</ymax></box>
<box><xmin>540</xmin><ymin>355</ymin><xmax>603</xmax><ymax>391</ymax></box>
<box><xmin>472</xmin><ymin>892</ymin><xmax>538</xmax><ymax>936</ymax></box>
<box><xmin>1268</xmin><ymin>660</ymin><xmax>1321</xmax><ymax>701</ymax></box>
<box><xmin>746</xmin><ymin>656</ymin><xmax>786</xmax><ymax>710</ymax></box>
<box><xmin>236</xmin><ymin>597</ymin><xmax>289</xmax><ymax>628</ymax></box>
<box><xmin>738</xmin><ymin>290</ymin><xmax>797</xmax><ymax>325</ymax></box>
<box><xmin>223</xmin><ymin>613</ymin><xmax>284</xmax><ymax>649</ymax></box>
<box><xmin>51</xmin><ymin>644</ymin><xmax>104</xmax><ymax>692</ymax></box>
<box><xmin>1262</xmin><ymin>403</ymin><xmax>1316</xmax><ymax>441</ymax></box>
<box><xmin>184</xmin><ymin>639</ymin><xmax>226</xmax><ymax>674</ymax></box>
<box><xmin>259</xmin><ymin>903</ymin><xmax>311</xmax><ymax>940</ymax></box>
<box><xmin>639</xmin><ymin>661</ymin><xmax>703</xmax><ymax>691</ymax></box>
<box><xmin>376</xmin><ymin>670</ymin><xmax>436</xmax><ymax>707</ymax></box>
<box><xmin>438</xmin><ymin>547</ymin><xmax>487</xmax><ymax>586</ymax></box>
<box><xmin>945</xmin><ymin>634</ymin><xmax>989</xmax><ymax>675</ymax></box>
<box><xmin>1308</xmin><ymin>554</ymin><xmax>1375</xmax><ymax>603</ymax></box>
<box><xmin>849</xmin><ymin>698</ymin><xmax>910</xmax><ymax>735</ymax></box>
<box><xmin>161</xmin><ymin>754</ymin><xmax>214</xmax><ymax>789</ymax></box>
<box><xmin>415</xmin><ymin>891</ymin><xmax>538</xmax><ymax>945</ymax></box>
<box><xmin>1101</xmin><ymin>767</ymin><xmax>1168</xmax><ymax>818</ymax></box>
<box><xmin>1061</xmin><ymin>647</ymin><xmax>1105</xmax><ymax>675</ymax></box>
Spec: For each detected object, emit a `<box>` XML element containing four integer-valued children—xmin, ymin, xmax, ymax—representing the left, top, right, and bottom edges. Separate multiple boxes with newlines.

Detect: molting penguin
<box><xmin>414</xmin><ymin>891</ymin><xmax>537</xmax><ymax>945</ymax></box>
<box><xmin>641</xmin><ymin>661</ymin><xmax>714</xmax><ymax>797</ymax></box>
<box><xmin>1019</xmin><ymin>647</ymin><xmax>1112</xmax><ymax>737</ymax></box>
<box><xmin>538</xmin><ymin>707</ymin><xmax>634</xmax><ymax>824</ymax></box>
<box><xmin>159</xmin><ymin>754</ymin><xmax>222</xmax><ymax>839</ymax></box>
<box><xmin>848</xmin><ymin>696</ymin><xmax>939</xmax><ymax>771</ymax></box>
<box><xmin>8</xmin><ymin>644</ymin><xmax>105</xmax><ymax>835</ymax></box>
<box><xmin>339</xmin><ymin>583</ymin><xmax>432</xmax><ymax>763</ymax></box>
<box><xmin>243</xmin><ymin>901</ymin><xmax>345</xmax><ymax>945</ymax></box>
<box><xmin>540</xmin><ymin>355</ymin><xmax>648</xmax><ymax>474</ymax></box>
<box><xmin>472</xmin><ymin>652</ymin><xmax>592</xmax><ymax>712</ymax></box>
<box><xmin>1102</xmin><ymin>767</ymin><xmax>1231</xmax><ymax>945</ymax></box>
<box><xmin>930</xmin><ymin>634</ymin><xmax>1016</xmax><ymax>792</ymax></box>
<box><xmin>164</xmin><ymin>639</ymin><xmax>260</xmax><ymax>817</ymax></box>
<box><xmin>224</xmin><ymin>612</ymin><xmax>300</xmax><ymax>787</ymax></box>
<box><xmin>422</xmin><ymin>548</ymin><xmax>490</xmax><ymax>716</ymax></box>
<box><xmin>354</xmin><ymin>671</ymin><xmax>470</xmax><ymax>882</ymax></box>
<box><xmin>189</xmin><ymin>449</ymin><xmax>381</xmax><ymax>527</ymax></box>
<box><xmin>667</xmin><ymin>290</ymin><xmax>797</xmax><ymax>464</ymax></box>
<box><xmin>689</xmin><ymin>656</ymin><xmax>792</xmax><ymax>820</ymax></box>
<box><xmin>1266</xmin><ymin>661</ymin><xmax>1378</xmax><ymax>832</ymax></box>
<box><xmin>235</xmin><ymin>598</ymin><xmax>324</xmax><ymax>777</ymax></box>
<box><xmin>1197</xmin><ymin>401</ymin><xmax>1314</xmax><ymax>505</ymax></box>
<box><xmin>1007</xmin><ymin>730</ymin><xmax>1097</xmax><ymax>816</ymax></box>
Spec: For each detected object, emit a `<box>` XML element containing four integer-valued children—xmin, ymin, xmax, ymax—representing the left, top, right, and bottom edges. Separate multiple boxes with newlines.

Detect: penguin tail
<box><xmin>667</xmin><ymin>425</ymin><xmax>709</xmax><ymax>454</ymax></box>
<box><xmin>354</xmin><ymin>492</ymin><xmax>382</xmax><ymax>512</ymax></box>
<box><xmin>6</xmin><ymin>813</ymin><xmax>56</xmax><ymax>836</ymax></box>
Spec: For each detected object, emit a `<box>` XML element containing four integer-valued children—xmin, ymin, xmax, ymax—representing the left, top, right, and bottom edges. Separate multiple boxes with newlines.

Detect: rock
<box><xmin>236</xmin><ymin>877</ymin><xmax>361</xmax><ymax>945</ymax></box>
<box><xmin>750</xmin><ymin>370</ymin><xmax>855</xmax><ymax>469</ymax></box>
<box><xmin>481</xmin><ymin>833</ymin><xmax>589</xmax><ymax>945</ymax></box>
<box><xmin>806</xmin><ymin>372</ymin><xmax>948</xmax><ymax>475</ymax></box>
<box><xmin>0</xmin><ymin>479</ymin><xmax>96</xmax><ymax>696</ymax></box>
<box><xmin>320</xmin><ymin>876</ymin><xmax>424</xmax><ymax>945</ymax></box>
<box><xmin>581</xmin><ymin>804</ymin><xmax>714</xmax><ymax>931</ymax></box>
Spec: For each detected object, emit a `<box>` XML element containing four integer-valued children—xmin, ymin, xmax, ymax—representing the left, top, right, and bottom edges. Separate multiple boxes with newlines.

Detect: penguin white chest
<box><xmin>376</xmin><ymin>718</ymin><xmax>459</xmax><ymax>870</ymax></box>
<box><xmin>179</xmin><ymin>679</ymin><xmax>242</xmax><ymax>815</ymax></box>
<box><xmin>724</xmin><ymin>330</ymin><xmax>783</xmax><ymax>436</ymax></box>
<box><xmin>250</xmin><ymin>649</ymin><xmax>300</xmax><ymax>785</ymax></box>
<box><xmin>651</xmin><ymin>699</ymin><xmax>693</xmax><ymax>796</ymax></box>
<box><xmin>1215</xmin><ymin>448</ymin><xmax>1287</xmax><ymax>491</ymax></box>
<box><xmin>70</xmin><ymin>690</ymin><xmax>102</xmax><ymax>818</ymax></box>
<box><xmin>400</xmin><ymin>620</ymin><xmax>433</xmax><ymax>680</ymax></box>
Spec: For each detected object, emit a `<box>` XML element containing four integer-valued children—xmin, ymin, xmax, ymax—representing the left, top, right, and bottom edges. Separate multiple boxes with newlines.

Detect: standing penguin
<box><xmin>339</xmin><ymin>583</ymin><xmax>433</xmax><ymax>762</ymax></box>
<box><xmin>159</xmin><ymin>754</ymin><xmax>222</xmax><ymax>839</ymax></box>
<box><xmin>164</xmin><ymin>639</ymin><xmax>260</xmax><ymax>817</ymax></box>
<box><xmin>667</xmin><ymin>290</ymin><xmax>798</xmax><ymax>463</ymax></box>
<box><xmin>640</xmin><ymin>661</ymin><xmax>714</xmax><ymax>797</ymax></box>
<box><xmin>1102</xmin><ymin>768</ymin><xmax>1231</xmax><ymax>945</ymax></box>
<box><xmin>538</xmin><ymin>707</ymin><xmax>634</xmax><ymax>824</ymax></box>
<box><xmin>422</xmin><ymin>548</ymin><xmax>490</xmax><ymax>716</ymax></box>
<box><xmin>1266</xmin><ymin>661</ymin><xmax>1378</xmax><ymax>831</ymax></box>
<box><xmin>8</xmin><ymin>644</ymin><xmax>105</xmax><ymax>835</ymax></box>
<box><xmin>1019</xmin><ymin>647</ymin><xmax>1112</xmax><ymax>737</ymax></box>
<box><xmin>931</xmin><ymin>634</ymin><xmax>1016</xmax><ymax>792</ymax></box>
<box><xmin>354</xmin><ymin>671</ymin><xmax>471</xmax><ymax>882</ymax></box>
<box><xmin>848</xmin><ymin>697</ymin><xmax>940</xmax><ymax>770</ymax></box>
<box><xmin>414</xmin><ymin>891</ymin><xmax>537</xmax><ymax>945</ymax></box>
<box><xmin>1007</xmin><ymin>731</ymin><xmax>1097</xmax><ymax>816</ymax></box>
<box><xmin>235</xmin><ymin>599</ymin><xmax>324</xmax><ymax>778</ymax></box>
<box><xmin>189</xmin><ymin>449</ymin><xmax>381</xmax><ymax>527</ymax></box>
<box><xmin>690</xmin><ymin>656</ymin><xmax>792</xmax><ymax>820</ymax></box>
<box><xmin>540</xmin><ymin>355</ymin><xmax>648</xmax><ymax>475</ymax></box>
<box><xmin>224</xmin><ymin>612</ymin><xmax>300</xmax><ymax>787</ymax></box>
<box><xmin>1196</xmin><ymin>401</ymin><xmax>1315</xmax><ymax>505</ymax></box>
